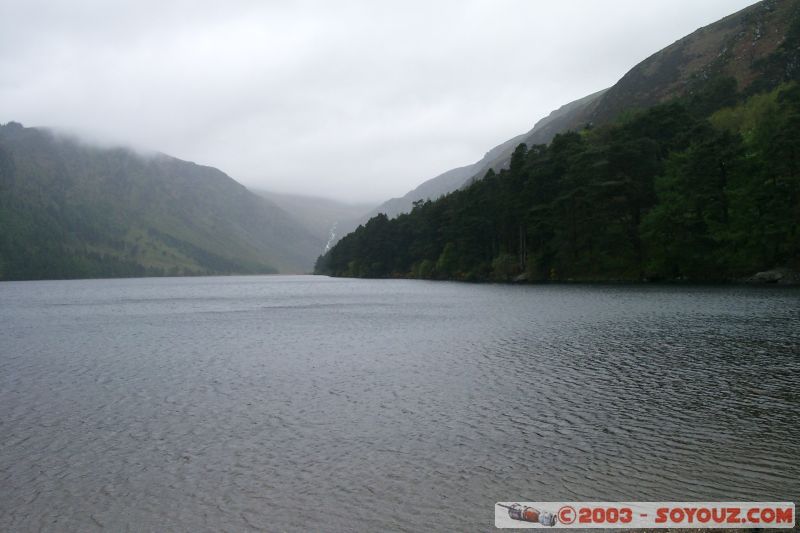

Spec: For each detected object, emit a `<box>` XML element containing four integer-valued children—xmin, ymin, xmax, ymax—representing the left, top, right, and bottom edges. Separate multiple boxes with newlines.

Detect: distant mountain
<box><xmin>465</xmin><ymin>90</ymin><xmax>609</xmax><ymax>182</ymax></box>
<box><xmin>336</xmin><ymin>0</ymin><xmax>800</xmax><ymax>244</ymax></box>
<box><xmin>0</xmin><ymin>123</ymin><xmax>324</xmax><ymax>280</ymax></box>
<box><xmin>335</xmin><ymin>90</ymin><xmax>606</xmax><ymax>240</ymax></box>
<box><xmin>253</xmin><ymin>189</ymin><xmax>375</xmax><ymax>250</ymax></box>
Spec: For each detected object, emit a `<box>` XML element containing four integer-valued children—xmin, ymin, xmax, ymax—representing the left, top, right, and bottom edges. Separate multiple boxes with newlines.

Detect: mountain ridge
<box><xmin>334</xmin><ymin>89</ymin><xmax>608</xmax><ymax>241</ymax></box>
<box><xmin>0</xmin><ymin>122</ymin><xmax>324</xmax><ymax>280</ymax></box>
<box><xmin>317</xmin><ymin>0</ymin><xmax>800</xmax><ymax>282</ymax></box>
<box><xmin>334</xmin><ymin>0</ymin><xmax>799</xmax><ymax>247</ymax></box>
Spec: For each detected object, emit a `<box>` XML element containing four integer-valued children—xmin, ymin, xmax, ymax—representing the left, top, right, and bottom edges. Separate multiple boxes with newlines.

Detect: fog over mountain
<box><xmin>0</xmin><ymin>0</ymin><xmax>756</xmax><ymax>203</ymax></box>
<box><xmin>0</xmin><ymin>122</ymin><xmax>325</xmax><ymax>279</ymax></box>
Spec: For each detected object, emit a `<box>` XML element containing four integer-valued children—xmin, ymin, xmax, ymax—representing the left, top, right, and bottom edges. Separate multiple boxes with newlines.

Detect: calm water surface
<box><xmin>1</xmin><ymin>276</ymin><xmax>798</xmax><ymax>531</ymax></box>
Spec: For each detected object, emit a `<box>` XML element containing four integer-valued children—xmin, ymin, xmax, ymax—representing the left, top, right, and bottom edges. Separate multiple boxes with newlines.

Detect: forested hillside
<box><xmin>0</xmin><ymin>123</ymin><xmax>324</xmax><ymax>280</ymax></box>
<box><xmin>317</xmin><ymin>0</ymin><xmax>800</xmax><ymax>282</ymax></box>
<box><xmin>316</xmin><ymin>81</ymin><xmax>800</xmax><ymax>282</ymax></box>
<box><xmin>335</xmin><ymin>0</ymin><xmax>800</xmax><ymax>244</ymax></box>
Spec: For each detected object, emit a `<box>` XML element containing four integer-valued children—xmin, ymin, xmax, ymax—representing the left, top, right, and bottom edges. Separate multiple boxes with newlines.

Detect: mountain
<box><xmin>460</xmin><ymin>89</ymin><xmax>610</xmax><ymax>186</ymax></box>
<box><xmin>579</xmin><ymin>0</ymin><xmax>800</xmax><ymax>125</ymax></box>
<box><xmin>0</xmin><ymin>123</ymin><xmax>324</xmax><ymax>280</ymax></box>
<box><xmin>253</xmin><ymin>190</ymin><xmax>375</xmax><ymax>250</ymax></box>
<box><xmin>335</xmin><ymin>89</ymin><xmax>607</xmax><ymax>240</ymax></box>
<box><xmin>336</xmin><ymin>0</ymin><xmax>800</xmax><ymax>245</ymax></box>
<box><xmin>317</xmin><ymin>0</ymin><xmax>800</xmax><ymax>282</ymax></box>
<box><xmin>468</xmin><ymin>0</ymin><xmax>800</xmax><ymax>178</ymax></box>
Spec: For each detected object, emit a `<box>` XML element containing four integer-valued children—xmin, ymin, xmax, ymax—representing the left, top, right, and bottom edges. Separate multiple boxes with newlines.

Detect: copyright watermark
<box><xmin>495</xmin><ymin>502</ymin><xmax>795</xmax><ymax>528</ymax></box>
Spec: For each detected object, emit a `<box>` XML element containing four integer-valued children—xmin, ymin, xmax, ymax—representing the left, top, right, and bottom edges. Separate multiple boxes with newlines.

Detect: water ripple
<box><xmin>0</xmin><ymin>277</ymin><xmax>798</xmax><ymax>531</ymax></box>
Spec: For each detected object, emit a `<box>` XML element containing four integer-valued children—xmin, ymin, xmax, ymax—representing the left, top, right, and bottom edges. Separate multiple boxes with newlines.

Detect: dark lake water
<box><xmin>1</xmin><ymin>276</ymin><xmax>798</xmax><ymax>531</ymax></box>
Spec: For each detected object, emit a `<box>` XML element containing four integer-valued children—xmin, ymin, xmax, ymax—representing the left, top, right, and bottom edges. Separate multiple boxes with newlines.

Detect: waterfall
<box><xmin>324</xmin><ymin>221</ymin><xmax>338</xmax><ymax>252</ymax></box>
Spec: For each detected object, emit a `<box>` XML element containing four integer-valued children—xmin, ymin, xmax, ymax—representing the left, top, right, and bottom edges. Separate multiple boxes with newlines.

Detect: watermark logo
<box><xmin>495</xmin><ymin>502</ymin><xmax>795</xmax><ymax>528</ymax></box>
<box><xmin>496</xmin><ymin>503</ymin><xmax>558</xmax><ymax>526</ymax></box>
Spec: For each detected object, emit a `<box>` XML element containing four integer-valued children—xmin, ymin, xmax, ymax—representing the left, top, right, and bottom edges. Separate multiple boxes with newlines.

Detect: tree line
<box><xmin>316</xmin><ymin>81</ymin><xmax>800</xmax><ymax>282</ymax></box>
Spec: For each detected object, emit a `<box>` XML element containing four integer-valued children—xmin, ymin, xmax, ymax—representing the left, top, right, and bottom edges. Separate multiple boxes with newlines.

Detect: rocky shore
<box><xmin>742</xmin><ymin>268</ymin><xmax>800</xmax><ymax>285</ymax></box>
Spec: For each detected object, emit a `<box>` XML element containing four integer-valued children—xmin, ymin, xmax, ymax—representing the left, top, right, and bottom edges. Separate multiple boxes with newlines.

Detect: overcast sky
<box><xmin>1</xmin><ymin>0</ymin><xmax>757</xmax><ymax>203</ymax></box>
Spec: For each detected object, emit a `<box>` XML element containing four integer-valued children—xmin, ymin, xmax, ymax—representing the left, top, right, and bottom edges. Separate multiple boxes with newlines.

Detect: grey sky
<box><xmin>1</xmin><ymin>0</ymin><xmax>757</xmax><ymax>202</ymax></box>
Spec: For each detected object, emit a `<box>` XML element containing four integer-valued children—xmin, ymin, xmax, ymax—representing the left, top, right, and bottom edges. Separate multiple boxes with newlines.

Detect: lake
<box><xmin>1</xmin><ymin>276</ymin><xmax>798</xmax><ymax>531</ymax></box>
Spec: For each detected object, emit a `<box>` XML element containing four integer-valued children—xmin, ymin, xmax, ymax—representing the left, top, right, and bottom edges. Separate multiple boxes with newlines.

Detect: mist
<box><xmin>0</xmin><ymin>0</ymin><xmax>757</xmax><ymax>203</ymax></box>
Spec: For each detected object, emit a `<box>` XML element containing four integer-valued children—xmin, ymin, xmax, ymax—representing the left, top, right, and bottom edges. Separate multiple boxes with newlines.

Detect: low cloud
<box><xmin>0</xmin><ymin>0</ymin><xmax>757</xmax><ymax>202</ymax></box>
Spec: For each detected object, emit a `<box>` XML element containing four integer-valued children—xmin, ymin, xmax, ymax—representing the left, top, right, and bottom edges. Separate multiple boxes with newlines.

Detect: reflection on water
<box><xmin>0</xmin><ymin>276</ymin><xmax>798</xmax><ymax>531</ymax></box>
